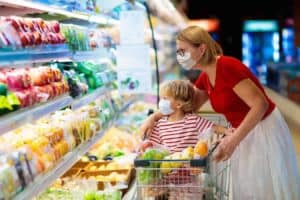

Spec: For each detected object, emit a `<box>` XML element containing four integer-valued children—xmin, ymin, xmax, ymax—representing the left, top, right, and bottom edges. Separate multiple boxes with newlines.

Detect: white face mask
<box><xmin>159</xmin><ymin>99</ymin><xmax>174</xmax><ymax>115</ymax></box>
<box><xmin>177</xmin><ymin>52</ymin><xmax>197</xmax><ymax>70</ymax></box>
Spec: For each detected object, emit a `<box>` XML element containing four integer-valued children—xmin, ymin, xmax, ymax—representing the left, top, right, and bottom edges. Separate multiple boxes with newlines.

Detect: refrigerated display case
<box><xmin>242</xmin><ymin>20</ymin><xmax>280</xmax><ymax>84</ymax></box>
<box><xmin>0</xmin><ymin>1</ymin><xmax>133</xmax><ymax>199</ymax></box>
<box><xmin>0</xmin><ymin>0</ymin><xmax>188</xmax><ymax>199</ymax></box>
<box><xmin>281</xmin><ymin>18</ymin><xmax>297</xmax><ymax>63</ymax></box>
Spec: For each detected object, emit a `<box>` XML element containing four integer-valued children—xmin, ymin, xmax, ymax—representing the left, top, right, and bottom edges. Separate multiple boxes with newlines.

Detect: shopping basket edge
<box><xmin>134</xmin><ymin>158</ymin><xmax>208</xmax><ymax>168</ymax></box>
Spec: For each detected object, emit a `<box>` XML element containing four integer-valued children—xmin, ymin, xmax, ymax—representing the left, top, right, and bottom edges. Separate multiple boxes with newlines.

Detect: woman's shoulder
<box><xmin>218</xmin><ymin>55</ymin><xmax>250</xmax><ymax>75</ymax></box>
<box><xmin>219</xmin><ymin>55</ymin><xmax>245</xmax><ymax>68</ymax></box>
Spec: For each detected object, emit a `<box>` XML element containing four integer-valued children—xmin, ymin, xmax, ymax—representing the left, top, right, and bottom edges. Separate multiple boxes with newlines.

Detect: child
<box><xmin>142</xmin><ymin>79</ymin><xmax>227</xmax><ymax>153</ymax></box>
<box><xmin>139</xmin><ymin>80</ymin><xmax>227</xmax><ymax>200</ymax></box>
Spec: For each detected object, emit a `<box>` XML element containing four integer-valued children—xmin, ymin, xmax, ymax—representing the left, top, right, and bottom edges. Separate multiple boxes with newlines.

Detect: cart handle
<box><xmin>207</xmin><ymin>134</ymin><xmax>225</xmax><ymax>157</ymax></box>
<box><xmin>134</xmin><ymin>158</ymin><xmax>207</xmax><ymax>167</ymax></box>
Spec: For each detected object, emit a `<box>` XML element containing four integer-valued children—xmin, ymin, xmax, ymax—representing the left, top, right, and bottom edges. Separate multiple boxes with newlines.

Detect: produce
<box><xmin>138</xmin><ymin>148</ymin><xmax>170</xmax><ymax>184</ymax></box>
<box><xmin>0</xmin><ymin>83</ymin><xmax>7</xmax><ymax>96</ymax></box>
<box><xmin>0</xmin><ymin>95</ymin><xmax>13</xmax><ymax>114</ymax></box>
<box><xmin>6</xmin><ymin>92</ymin><xmax>21</xmax><ymax>110</ymax></box>
<box><xmin>139</xmin><ymin>140</ymin><xmax>154</xmax><ymax>152</ymax></box>
<box><xmin>194</xmin><ymin>140</ymin><xmax>209</xmax><ymax>159</ymax></box>
<box><xmin>35</xmin><ymin>188</ymin><xmax>74</xmax><ymax>200</ymax></box>
<box><xmin>141</xmin><ymin>148</ymin><xmax>169</xmax><ymax>161</ymax></box>
<box><xmin>159</xmin><ymin>147</ymin><xmax>193</xmax><ymax>174</ymax></box>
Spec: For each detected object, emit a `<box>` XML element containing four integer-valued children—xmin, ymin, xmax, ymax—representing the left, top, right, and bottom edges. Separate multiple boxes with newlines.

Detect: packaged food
<box><xmin>0</xmin><ymin>163</ymin><xmax>21</xmax><ymax>199</ymax></box>
<box><xmin>5</xmin><ymin>70</ymin><xmax>32</xmax><ymax>91</ymax></box>
<box><xmin>32</xmin><ymin>86</ymin><xmax>50</xmax><ymax>103</ymax></box>
<box><xmin>0</xmin><ymin>71</ymin><xmax>7</xmax><ymax>83</ymax></box>
<box><xmin>0</xmin><ymin>20</ymin><xmax>22</xmax><ymax>48</ymax></box>
<box><xmin>14</xmin><ymin>89</ymin><xmax>34</xmax><ymax>107</ymax></box>
<box><xmin>28</xmin><ymin>68</ymin><xmax>49</xmax><ymax>86</ymax></box>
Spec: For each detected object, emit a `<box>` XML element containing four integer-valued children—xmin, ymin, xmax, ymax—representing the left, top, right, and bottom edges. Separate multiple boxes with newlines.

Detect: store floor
<box><xmin>289</xmin><ymin>121</ymin><xmax>300</xmax><ymax>169</ymax></box>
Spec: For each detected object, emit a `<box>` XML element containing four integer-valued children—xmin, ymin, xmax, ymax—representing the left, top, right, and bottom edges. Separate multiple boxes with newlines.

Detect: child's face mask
<box><xmin>159</xmin><ymin>99</ymin><xmax>174</xmax><ymax>115</ymax></box>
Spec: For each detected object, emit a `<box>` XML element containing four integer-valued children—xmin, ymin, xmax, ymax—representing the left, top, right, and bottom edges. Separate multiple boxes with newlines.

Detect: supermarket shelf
<box><xmin>71</xmin><ymin>87</ymin><xmax>110</xmax><ymax>110</ymax></box>
<box><xmin>0</xmin><ymin>47</ymin><xmax>113</xmax><ymax>67</ymax></box>
<box><xmin>13</xmin><ymin>123</ymin><xmax>111</xmax><ymax>200</ymax></box>
<box><xmin>13</xmin><ymin>100</ymin><xmax>134</xmax><ymax>200</ymax></box>
<box><xmin>0</xmin><ymin>44</ymin><xmax>72</xmax><ymax>67</ymax></box>
<box><xmin>72</xmin><ymin>48</ymin><xmax>112</xmax><ymax>62</ymax></box>
<box><xmin>0</xmin><ymin>95</ymin><xmax>73</xmax><ymax>134</ymax></box>
<box><xmin>0</xmin><ymin>0</ymin><xmax>118</xmax><ymax>25</ymax></box>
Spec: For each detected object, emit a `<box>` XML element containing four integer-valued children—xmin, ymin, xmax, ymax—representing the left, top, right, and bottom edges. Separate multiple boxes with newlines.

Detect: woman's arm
<box><xmin>214</xmin><ymin>78</ymin><xmax>269</xmax><ymax>161</ymax></box>
<box><xmin>193</xmin><ymin>87</ymin><xmax>209</xmax><ymax>112</ymax></box>
<box><xmin>231</xmin><ymin>79</ymin><xmax>269</xmax><ymax>143</ymax></box>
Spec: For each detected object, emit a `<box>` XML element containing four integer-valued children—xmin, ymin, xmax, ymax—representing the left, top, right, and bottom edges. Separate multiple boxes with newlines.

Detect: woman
<box><xmin>141</xmin><ymin>26</ymin><xmax>300</xmax><ymax>199</ymax></box>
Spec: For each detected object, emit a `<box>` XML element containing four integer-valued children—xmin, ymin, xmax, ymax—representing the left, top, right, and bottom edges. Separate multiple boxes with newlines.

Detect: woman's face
<box><xmin>176</xmin><ymin>40</ymin><xmax>204</xmax><ymax>70</ymax></box>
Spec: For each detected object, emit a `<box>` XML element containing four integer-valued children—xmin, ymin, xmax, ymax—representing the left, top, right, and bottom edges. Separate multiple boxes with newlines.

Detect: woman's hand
<box><xmin>213</xmin><ymin>133</ymin><xmax>240</xmax><ymax>162</ymax></box>
<box><xmin>225</xmin><ymin>127</ymin><xmax>236</xmax><ymax>135</ymax></box>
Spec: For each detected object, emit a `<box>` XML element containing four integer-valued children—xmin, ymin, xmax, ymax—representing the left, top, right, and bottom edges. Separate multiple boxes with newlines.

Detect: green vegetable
<box><xmin>84</xmin><ymin>192</ymin><xmax>96</xmax><ymax>200</ymax></box>
<box><xmin>138</xmin><ymin>148</ymin><xmax>170</xmax><ymax>184</ymax></box>
<box><xmin>6</xmin><ymin>93</ymin><xmax>20</xmax><ymax>110</ymax></box>
<box><xmin>0</xmin><ymin>83</ymin><xmax>7</xmax><ymax>96</ymax></box>
<box><xmin>84</xmin><ymin>191</ymin><xmax>121</xmax><ymax>200</ymax></box>
<box><xmin>141</xmin><ymin>149</ymin><xmax>169</xmax><ymax>160</ymax></box>
<box><xmin>86</xmin><ymin>75</ymin><xmax>103</xmax><ymax>90</ymax></box>
<box><xmin>113</xmin><ymin>150</ymin><xmax>124</xmax><ymax>157</ymax></box>
<box><xmin>36</xmin><ymin>188</ymin><xmax>73</xmax><ymax>200</ymax></box>
<box><xmin>0</xmin><ymin>96</ymin><xmax>13</xmax><ymax>115</ymax></box>
<box><xmin>105</xmin><ymin>191</ymin><xmax>121</xmax><ymax>200</ymax></box>
<box><xmin>77</xmin><ymin>63</ymin><xmax>93</xmax><ymax>76</ymax></box>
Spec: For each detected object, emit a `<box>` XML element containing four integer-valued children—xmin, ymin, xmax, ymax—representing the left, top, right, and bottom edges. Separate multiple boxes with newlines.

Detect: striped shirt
<box><xmin>149</xmin><ymin>114</ymin><xmax>214</xmax><ymax>153</ymax></box>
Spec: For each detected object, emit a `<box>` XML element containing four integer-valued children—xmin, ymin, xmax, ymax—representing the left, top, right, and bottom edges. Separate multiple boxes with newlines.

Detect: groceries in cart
<box><xmin>135</xmin><ymin>139</ymin><xmax>213</xmax><ymax>199</ymax></box>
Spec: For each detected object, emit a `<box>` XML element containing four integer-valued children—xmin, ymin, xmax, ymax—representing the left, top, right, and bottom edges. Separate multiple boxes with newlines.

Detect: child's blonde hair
<box><xmin>160</xmin><ymin>80</ymin><xmax>194</xmax><ymax>113</ymax></box>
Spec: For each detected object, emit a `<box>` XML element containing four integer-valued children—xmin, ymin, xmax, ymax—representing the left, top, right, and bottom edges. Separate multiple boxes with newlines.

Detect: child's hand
<box><xmin>138</xmin><ymin>140</ymin><xmax>154</xmax><ymax>153</ymax></box>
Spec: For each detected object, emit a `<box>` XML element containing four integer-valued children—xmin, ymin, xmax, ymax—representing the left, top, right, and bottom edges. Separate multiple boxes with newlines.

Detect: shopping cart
<box><xmin>134</xmin><ymin>113</ymin><xmax>231</xmax><ymax>200</ymax></box>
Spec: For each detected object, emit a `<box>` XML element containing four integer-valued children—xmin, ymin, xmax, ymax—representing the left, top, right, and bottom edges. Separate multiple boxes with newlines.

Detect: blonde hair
<box><xmin>160</xmin><ymin>80</ymin><xmax>194</xmax><ymax>113</ymax></box>
<box><xmin>177</xmin><ymin>26</ymin><xmax>223</xmax><ymax>66</ymax></box>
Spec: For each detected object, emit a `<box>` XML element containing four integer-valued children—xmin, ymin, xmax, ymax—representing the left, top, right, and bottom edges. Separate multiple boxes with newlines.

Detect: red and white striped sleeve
<box><xmin>148</xmin><ymin>122</ymin><xmax>161</xmax><ymax>145</ymax></box>
<box><xmin>195</xmin><ymin>115</ymin><xmax>214</xmax><ymax>134</ymax></box>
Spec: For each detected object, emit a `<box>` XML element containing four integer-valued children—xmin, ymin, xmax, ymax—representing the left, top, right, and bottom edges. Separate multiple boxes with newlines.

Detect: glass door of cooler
<box><xmin>242</xmin><ymin>20</ymin><xmax>280</xmax><ymax>85</ymax></box>
<box><xmin>282</xmin><ymin>19</ymin><xmax>297</xmax><ymax>63</ymax></box>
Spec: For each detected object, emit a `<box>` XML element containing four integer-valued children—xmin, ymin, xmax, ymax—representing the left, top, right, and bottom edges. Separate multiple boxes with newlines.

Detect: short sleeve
<box><xmin>195</xmin><ymin>116</ymin><xmax>214</xmax><ymax>133</ymax></box>
<box><xmin>148</xmin><ymin>122</ymin><xmax>161</xmax><ymax>145</ymax></box>
<box><xmin>220</xmin><ymin>57</ymin><xmax>250</xmax><ymax>88</ymax></box>
<box><xmin>194</xmin><ymin>72</ymin><xmax>207</xmax><ymax>90</ymax></box>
